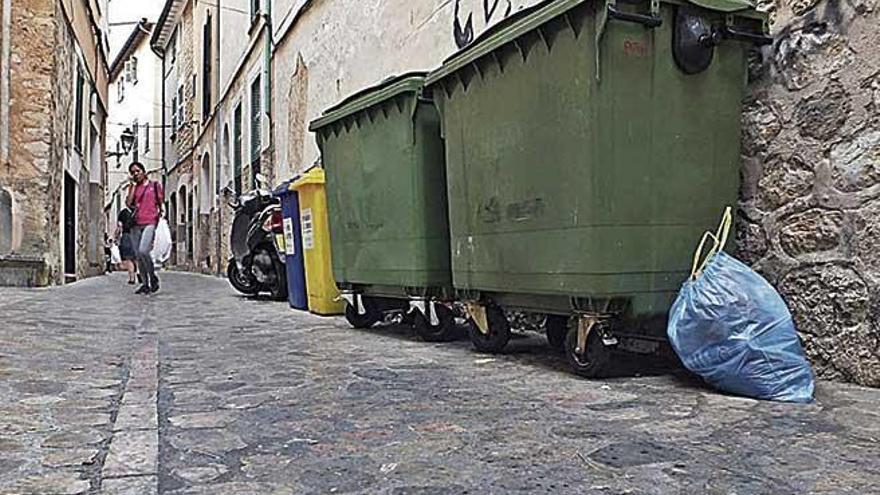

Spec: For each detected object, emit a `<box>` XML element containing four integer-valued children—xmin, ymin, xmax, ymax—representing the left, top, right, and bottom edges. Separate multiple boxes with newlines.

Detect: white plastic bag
<box><xmin>110</xmin><ymin>244</ymin><xmax>121</xmax><ymax>265</ymax></box>
<box><xmin>151</xmin><ymin>219</ymin><xmax>172</xmax><ymax>265</ymax></box>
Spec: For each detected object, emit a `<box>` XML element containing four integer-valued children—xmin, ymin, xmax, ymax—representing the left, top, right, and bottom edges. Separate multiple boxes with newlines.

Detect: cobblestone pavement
<box><xmin>1</xmin><ymin>272</ymin><xmax>879</xmax><ymax>494</ymax></box>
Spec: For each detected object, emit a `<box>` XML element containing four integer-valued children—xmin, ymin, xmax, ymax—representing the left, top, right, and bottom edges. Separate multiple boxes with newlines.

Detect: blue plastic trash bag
<box><xmin>667</xmin><ymin>211</ymin><xmax>814</xmax><ymax>403</ymax></box>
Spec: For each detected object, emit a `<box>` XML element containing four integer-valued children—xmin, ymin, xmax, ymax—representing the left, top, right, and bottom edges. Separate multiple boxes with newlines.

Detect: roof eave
<box><xmin>110</xmin><ymin>21</ymin><xmax>153</xmax><ymax>80</ymax></box>
<box><xmin>150</xmin><ymin>0</ymin><xmax>186</xmax><ymax>55</ymax></box>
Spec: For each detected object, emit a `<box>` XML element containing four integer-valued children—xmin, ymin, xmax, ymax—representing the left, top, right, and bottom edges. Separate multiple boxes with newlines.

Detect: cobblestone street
<box><xmin>0</xmin><ymin>272</ymin><xmax>879</xmax><ymax>494</ymax></box>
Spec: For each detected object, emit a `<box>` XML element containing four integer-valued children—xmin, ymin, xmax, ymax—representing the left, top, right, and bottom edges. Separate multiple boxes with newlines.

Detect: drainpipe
<box><xmin>0</xmin><ymin>0</ymin><xmax>12</xmax><ymax>166</ymax></box>
<box><xmin>263</xmin><ymin>1</ymin><xmax>272</xmax><ymax>181</ymax></box>
<box><xmin>160</xmin><ymin>54</ymin><xmax>167</xmax><ymax>193</ymax></box>
<box><xmin>214</xmin><ymin>0</ymin><xmax>222</xmax><ymax>275</ymax></box>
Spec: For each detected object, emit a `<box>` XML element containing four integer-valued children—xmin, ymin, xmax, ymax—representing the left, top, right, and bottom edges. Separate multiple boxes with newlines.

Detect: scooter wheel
<box><xmin>227</xmin><ymin>260</ymin><xmax>259</xmax><ymax>295</ymax></box>
<box><xmin>268</xmin><ymin>258</ymin><xmax>288</xmax><ymax>301</ymax></box>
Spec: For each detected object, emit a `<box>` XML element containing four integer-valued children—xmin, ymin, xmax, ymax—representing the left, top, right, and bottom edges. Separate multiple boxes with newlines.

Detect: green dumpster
<box><xmin>425</xmin><ymin>0</ymin><xmax>768</xmax><ymax>374</ymax></box>
<box><xmin>310</xmin><ymin>73</ymin><xmax>457</xmax><ymax>341</ymax></box>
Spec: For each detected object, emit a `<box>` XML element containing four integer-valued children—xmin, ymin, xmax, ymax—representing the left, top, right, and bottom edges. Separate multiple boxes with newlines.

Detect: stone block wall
<box><xmin>739</xmin><ymin>0</ymin><xmax>880</xmax><ymax>385</ymax></box>
<box><xmin>0</xmin><ymin>0</ymin><xmax>107</xmax><ymax>285</ymax></box>
<box><xmin>1</xmin><ymin>0</ymin><xmax>58</xmax><ymax>285</ymax></box>
<box><xmin>173</xmin><ymin>1</ymin><xmax>196</xmax><ymax>160</ymax></box>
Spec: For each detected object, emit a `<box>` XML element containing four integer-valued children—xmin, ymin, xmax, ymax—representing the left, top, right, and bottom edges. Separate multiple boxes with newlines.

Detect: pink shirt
<box><xmin>133</xmin><ymin>180</ymin><xmax>164</xmax><ymax>226</ymax></box>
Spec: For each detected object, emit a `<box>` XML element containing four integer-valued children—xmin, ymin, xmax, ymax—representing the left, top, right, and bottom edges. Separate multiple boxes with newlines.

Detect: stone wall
<box><xmin>0</xmin><ymin>0</ymin><xmax>108</xmax><ymax>286</ymax></box>
<box><xmin>174</xmin><ymin>1</ymin><xmax>196</xmax><ymax>160</ymax></box>
<box><xmin>740</xmin><ymin>0</ymin><xmax>880</xmax><ymax>385</ymax></box>
<box><xmin>1</xmin><ymin>0</ymin><xmax>58</xmax><ymax>285</ymax></box>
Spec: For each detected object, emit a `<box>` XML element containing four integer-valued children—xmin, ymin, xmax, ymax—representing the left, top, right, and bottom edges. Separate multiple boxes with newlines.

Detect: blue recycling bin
<box><xmin>274</xmin><ymin>180</ymin><xmax>308</xmax><ymax>310</ymax></box>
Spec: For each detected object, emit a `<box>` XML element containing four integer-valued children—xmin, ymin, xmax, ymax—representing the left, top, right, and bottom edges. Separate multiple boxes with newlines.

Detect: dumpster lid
<box><xmin>291</xmin><ymin>167</ymin><xmax>325</xmax><ymax>190</ymax></box>
<box><xmin>686</xmin><ymin>0</ymin><xmax>757</xmax><ymax>13</ymax></box>
<box><xmin>309</xmin><ymin>72</ymin><xmax>427</xmax><ymax>132</ymax></box>
<box><xmin>425</xmin><ymin>0</ymin><xmax>759</xmax><ymax>88</ymax></box>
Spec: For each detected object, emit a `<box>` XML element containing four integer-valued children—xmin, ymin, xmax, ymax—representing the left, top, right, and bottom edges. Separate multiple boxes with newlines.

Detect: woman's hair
<box><xmin>129</xmin><ymin>162</ymin><xmax>146</xmax><ymax>174</ymax></box>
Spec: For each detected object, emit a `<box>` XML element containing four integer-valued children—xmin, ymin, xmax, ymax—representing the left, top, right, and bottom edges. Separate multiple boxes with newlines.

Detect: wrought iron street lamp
<box><xmin>106</xmin><ymin>127</ymin><xmax>136</xmax><ymax>159</ymax></box>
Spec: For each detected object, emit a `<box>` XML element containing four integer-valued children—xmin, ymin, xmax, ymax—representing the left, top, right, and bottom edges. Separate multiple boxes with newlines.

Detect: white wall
<box><xmin>217</xmin><ymin>0</ymin><xmax>251</xmax><ymax>95</ymax></box>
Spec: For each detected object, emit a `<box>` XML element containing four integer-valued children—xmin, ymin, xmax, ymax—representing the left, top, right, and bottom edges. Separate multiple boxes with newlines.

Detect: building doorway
<box><xmin>63</xmin><ymin>172</ymin><xmax>77</xmax><ymax>278</ymax></box>
<box><xmin>187</xmin><ymin>190</ymin><xmax>194</xmax><ymax>262</ymax></box>
<box><xmin>178</xmin><ymin>185</ymin><xmax>188</xmax><ymax>265</ymax></box>
<box><xmin>169</xmin><ymin>192</ymin><xmax>177</xmax><ymax>265</ymax></box>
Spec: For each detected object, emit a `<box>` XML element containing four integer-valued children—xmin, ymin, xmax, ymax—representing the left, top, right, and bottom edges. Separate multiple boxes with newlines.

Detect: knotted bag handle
<box><xmin>689</xmin><ymin>207</ymin><xmax>733</xmax><ymax>281</ymax></box>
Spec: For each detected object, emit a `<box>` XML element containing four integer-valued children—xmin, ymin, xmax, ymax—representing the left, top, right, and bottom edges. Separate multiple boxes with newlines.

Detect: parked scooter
<box><xmin>224</xmin><ymin>174</ymin><xmax>288</xmax><ymax>300</ymax></box>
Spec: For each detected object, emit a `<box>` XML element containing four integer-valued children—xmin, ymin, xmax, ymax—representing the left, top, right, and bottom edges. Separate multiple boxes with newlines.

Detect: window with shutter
<box><xmin>170</xmin><ymin>29</ymin><xmax>177</xmax><ymax>65</ymax></box>
<box><xmin>176</xmin><ymin>86</ymin><xmax>185</xmax><ymax>130</ymax></box>
<box><xmin>249</xmin><ymin>75</ymin><xmax>262</xmax><ymax>186</ymax></box>
<box><xmin>143</xmin><ymin>124</ymin><xmax>150</xmax><ymax>154</ymax></box>
<box><xmin>171</xmin><ymin>95</ymin><xmax>178</xmax><ymax>135</ymax></box>
<box><xmin>250</xmin><ymin>0</ymin><xmax>260</xmax><ymax>23</ymax></box>
<box><xmin>233</xmin><ymin>102</ymin><xmax>243</xmax><ymax>196</ymax></box>
<box><xmin>74</xmin><ymin>70</ymin><xmax>84</xmax><ymax>152</ymax></box>
<box><xmin>202</xmin><ymin>15</ymin><xmax>212</xmax><ymax>121</ymax></box>
<box><xmin>130</xmin><ymin>57</ymin><xmax>138</xmax><ymax>84</ymax></box>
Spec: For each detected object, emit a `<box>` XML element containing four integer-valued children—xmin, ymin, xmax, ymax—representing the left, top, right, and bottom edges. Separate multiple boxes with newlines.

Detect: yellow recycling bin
<box><xmin>291</xmin><ymin>168</ymin><xmax>344</xmax><ymax>316</ymax></box>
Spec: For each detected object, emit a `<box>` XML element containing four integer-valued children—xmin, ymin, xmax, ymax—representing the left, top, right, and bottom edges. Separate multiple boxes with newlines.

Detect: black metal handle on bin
<box><xmin>721</xmin><ymin>26</ymin><xmax>773</xmax><ymax>46</ymax></box>
<box><xmin>607</xmin><ymin>5</ymin><xmax>662</xmax><ymax>28</ymax></box>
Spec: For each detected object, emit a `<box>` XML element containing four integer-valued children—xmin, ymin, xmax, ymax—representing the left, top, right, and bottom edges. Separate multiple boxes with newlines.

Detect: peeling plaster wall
<box><xmin>271</xmin><ymin>0</ymin><xmax>541</xmax><ymax>177</ymax></box>
<box><xmin>740</xmin><ymin>0</ymin><xmax>880</xmax><ymax>385</ymax></box>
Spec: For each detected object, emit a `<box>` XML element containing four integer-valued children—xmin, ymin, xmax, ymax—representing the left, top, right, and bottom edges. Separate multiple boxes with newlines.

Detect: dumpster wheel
<box><xmin>344</xmin><ymin>296</ymin><xmax>381</xmax><ymax>329</ymax></box>
<box><xmin>467</xmin><ymin>304</ymin><xmax>511</xmax><ymax>353</ymax></box>
<box><xmin>413</xmin><ymin>303</ymin><xmax>456</xmax><ymax>342</ymax></box>
<box><xmin>564</xmin><ymin>316</ymin><xmax>613</xmax><ymax>378</ymax></box>
<box><xmin>545</xmin><ymin>315</ymin><xmax>569</xmax><ymax>351</ymax></box>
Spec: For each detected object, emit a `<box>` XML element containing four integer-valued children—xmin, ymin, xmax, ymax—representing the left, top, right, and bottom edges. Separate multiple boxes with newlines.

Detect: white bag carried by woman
<box><xmin>150</xmin><ymin>218</ymin><xmax>173</xmax><ymax>266</ymax></box>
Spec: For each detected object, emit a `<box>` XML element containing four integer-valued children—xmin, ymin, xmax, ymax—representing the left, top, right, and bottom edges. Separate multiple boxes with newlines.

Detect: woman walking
<box><xmin>126</xmin><ymin>162</ymin><xmax>164</xmax><ymax>294</ymax></box>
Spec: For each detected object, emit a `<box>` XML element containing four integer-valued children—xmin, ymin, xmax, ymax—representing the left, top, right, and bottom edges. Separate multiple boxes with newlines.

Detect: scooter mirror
<box><xmin>255</xmin><ymin>174</ymin><xmax>268</xmax><ymax>188</ymax></box>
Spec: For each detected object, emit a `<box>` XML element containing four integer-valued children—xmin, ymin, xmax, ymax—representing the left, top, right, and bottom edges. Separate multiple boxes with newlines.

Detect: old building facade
<box><xmin>149</xmin><ymin>0</ymin><xmax>540</xmax><ymax>275</ymax></box>
<box><xmin>193</xmin><ymin>0</ymin><xmax>272</xmax><ymax>275</ymax></box>
<box><xmin>105</xmin><ymin>20</ymin><xmax>163</xmax><ymax>228</ymax></box>
<box><xmin>152</xmin><ymin>0</ymin><xmax>198</xmax><ymax>269</ymax></box>
<box><xmin>0</xmin><ymin>0</ymin><xmax>110</xmax><ymax>286</ymax></box>
<box><xmin>153</xmin><ymin>0</ymin><xmax>281</xmax><ymax>274</ymax></box>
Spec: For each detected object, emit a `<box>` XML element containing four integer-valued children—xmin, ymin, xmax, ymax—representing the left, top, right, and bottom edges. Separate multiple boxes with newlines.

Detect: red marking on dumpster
<box><xmin>623</xmin><ymin>39</ymin><xmax>649</xmax><ymax>58</ymax></box>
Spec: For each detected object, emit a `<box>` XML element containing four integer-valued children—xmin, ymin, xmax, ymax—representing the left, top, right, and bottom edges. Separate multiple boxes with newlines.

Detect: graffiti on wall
<box><xmin>454</xmin><ymin>0</ymin><xmax>532</xmax><ymax>49</ymax></box>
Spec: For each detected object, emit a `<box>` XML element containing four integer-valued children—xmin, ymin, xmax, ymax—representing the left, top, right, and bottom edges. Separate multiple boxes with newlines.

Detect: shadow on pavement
<box><xmin>352</xmin><ymin>319</ymin><xmax>689</xmax><ymax>381</ymax></box>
